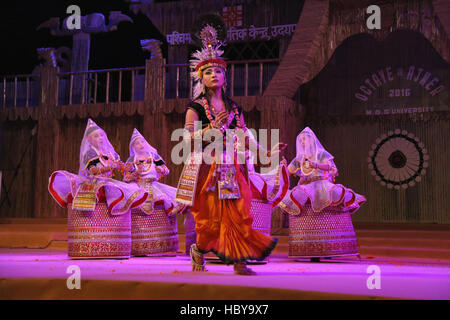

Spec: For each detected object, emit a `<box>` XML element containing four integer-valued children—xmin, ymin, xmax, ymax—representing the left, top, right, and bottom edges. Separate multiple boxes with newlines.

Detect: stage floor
<box><xmin>0</xmin><ymin>248</ymin><xmax>449</xmax><ymax>300</ymax></box>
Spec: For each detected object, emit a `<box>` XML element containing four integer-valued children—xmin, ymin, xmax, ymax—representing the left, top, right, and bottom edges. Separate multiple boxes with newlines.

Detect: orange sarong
<box><xmin>191</xmin><ymin>161</ymin><xmax>277</xmax><ymax>265</ymax></box>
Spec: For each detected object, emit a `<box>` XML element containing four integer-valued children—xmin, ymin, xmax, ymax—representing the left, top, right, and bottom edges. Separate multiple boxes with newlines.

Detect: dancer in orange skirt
<box><xmin>175</xmin><ymin>23</ymin><xmax>286</xmax><ymax>275</ymax></box>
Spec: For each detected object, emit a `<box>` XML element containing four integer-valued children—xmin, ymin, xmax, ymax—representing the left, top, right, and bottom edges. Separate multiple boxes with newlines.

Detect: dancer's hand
<box><xmin>305</xmin><ymin>160</ymin><xmax>315</xmax><ymax>169</ymax></box>
<box><xmin>259</xmin><ymin>143</ymin><xmax>287</xmax><ymax>168</ymax></box>
<box><xmin>211</xmin><ymin>111</ymin><xmax>229</xmax><ymax>129</ymax></box>
<box><xmin>156</xmin><ymin>165</ymin><xmax>169</xmax><ymax>177</ymax></box>
<box><xmin>123</xmin><ymin>162</ymin><xmax>134</xmax><ymax>172</ymax></box>
<box><xmin>269</xmin><ymin>142</ymin><xmax>288</xmax><ymax>157</ymax></box>
<box><xmin>111</xmin><ymin>160</ymin><xmax>122</xmax><ymax>170</ymax></box>
<box><xmin>280</xmin><ymin>156</ymin><xmax>287</xmax><ymax>167</ymax></box>
<box><xmin>124</xmin><ymin>171</ymin><xmax>139</xmax><ymax>182</ymax></box>
<box><xmin>135</xmin><ymin>163</ymin><xmax>145</xmax><ymax>174</ymax></box>
<box><xmin>89</xmin><ymin>166</ymin><xmax>111</xmax><ymax>175</ymax></box>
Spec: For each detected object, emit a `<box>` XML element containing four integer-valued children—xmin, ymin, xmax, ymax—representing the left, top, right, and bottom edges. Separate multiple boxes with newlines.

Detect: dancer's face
<box><xmin>300</xmin><ymin>134</ymin><xmax>315</xmax><ymax>158</ymax></box>
<box><xmin>88</xmin><ymin>129</ymin><xmax>105</xmax><ymax>149</ymax></box>
<box><xmin>202</xmin><ymin>67</ymin><xmax>226</xmax><ymax>90</ymax></box>
<box><xmin>133</xmin><ymin>137</ymin><xmax>146</xmax><ymax>155</ymax></box>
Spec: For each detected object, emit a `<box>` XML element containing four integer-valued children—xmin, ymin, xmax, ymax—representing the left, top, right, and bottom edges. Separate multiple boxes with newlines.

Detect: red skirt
<box><xmin>190</xmin><ymin>161</ymin><xmax>277</xmax><ymax>264</ymax></box>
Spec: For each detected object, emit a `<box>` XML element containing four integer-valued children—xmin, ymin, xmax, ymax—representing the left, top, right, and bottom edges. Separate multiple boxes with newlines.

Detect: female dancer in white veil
<box><xmin>236</xmin><ymin>129</ymin><xmax>289</xmax><ymax>208</ymax></box>
<box><xmin>124</xmin><ymin>128</ymin><xmax>185</xmax><ymax>215</ymax></box>
<box><xmin>279</xmin><ymin>127</ymin><xmax>366</xmax><ymax>215</ymax></box>
<box><xmin>49</xmin><ymin>119</ymin><xmax>148</xmax><ymax>214</ymax></box>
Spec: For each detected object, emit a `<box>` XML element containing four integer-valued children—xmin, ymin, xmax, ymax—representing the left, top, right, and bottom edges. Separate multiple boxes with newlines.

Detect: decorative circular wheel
<box><xmin>367</xmin><ymin>129</ymin><xmax>429</xmax><ymax>190</ymax></box>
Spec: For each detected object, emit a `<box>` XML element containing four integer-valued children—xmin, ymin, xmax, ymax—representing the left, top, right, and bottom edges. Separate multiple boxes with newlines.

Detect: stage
<box><xmin>1</xmin><ymin>247</ymin><xmax>449</xmax><ymax>300</ymax></box>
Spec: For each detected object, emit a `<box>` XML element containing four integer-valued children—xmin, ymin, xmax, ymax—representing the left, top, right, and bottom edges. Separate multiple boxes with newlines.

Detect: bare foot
<box><xmin>234</xmin><ymin>262</ymin><xmax>256</xmax><ymax>275</ymax></box>
<box><xmin>190</xmin><ymin>244</ymin><xmax>207</xmax><ymax>272</ymax></box>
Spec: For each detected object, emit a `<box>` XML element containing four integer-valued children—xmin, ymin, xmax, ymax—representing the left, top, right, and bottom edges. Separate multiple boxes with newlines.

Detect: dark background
<box><xmin>0</xmin><ymin>0</ymin><xmax>180</xmax><ymax>75</ymax></box>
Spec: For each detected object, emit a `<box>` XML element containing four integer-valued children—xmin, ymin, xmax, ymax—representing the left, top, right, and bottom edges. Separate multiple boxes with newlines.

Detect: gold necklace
<box><xmin>211</xmin><ymin>103</ymin><xmax>225</xmax><ymax>116</ymax></box>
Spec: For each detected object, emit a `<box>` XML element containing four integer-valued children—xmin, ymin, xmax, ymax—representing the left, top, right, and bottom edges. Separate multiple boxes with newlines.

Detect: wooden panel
<box><xmin>307</xmin><ymin>116</ymin><xmax>450</xmax><ymax>224</ymax></box>
<box><xmin>0</xmin><ymin>120</ymin><xmax>37</xmax><ymax>218</ymax></box>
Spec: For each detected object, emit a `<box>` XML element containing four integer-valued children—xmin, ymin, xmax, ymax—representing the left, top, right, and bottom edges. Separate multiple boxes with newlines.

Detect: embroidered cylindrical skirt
<box><xmin>248</xmin><ymin>199</ymin><xmax>272</xmax><ymax>263</ymax></box>
<box><xmin>249</xmin><ymin>199</ymin><xmax>272</xmax><ymax>236</ymax></box>
<box><xmin>288</xmin><ymin>204</ymin><xmax>359</xmax><ymax>258</ymax></box>
<box><xmin>68</xmin><ymin>203</ymin><xmax>131</xmax><ymax>259</ymax></box>
<box><xmin>131</xmin><ymin>206</ymin><xmax>178</xmax><ymax>256</ymax></box>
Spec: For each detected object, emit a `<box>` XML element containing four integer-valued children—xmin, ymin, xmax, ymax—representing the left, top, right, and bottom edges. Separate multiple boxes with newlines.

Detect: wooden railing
<box><xmin>1</xmin><ymin>74</ymin><xmax>40</xmax><ymax>108</ymax></box>
<box><xmin>57</xmin><ymin>66</ymin><xmax>146</xmax><ymax>105</ymax></box>
<box><xmin>0</xmin><ymin>58</ymin><xmax>281</xmax><ymax>107</ymax></box>
<box><xmin>164</xmin><ymin>58</ymin><xmax>281</xmax><ymax>99</ymax></box>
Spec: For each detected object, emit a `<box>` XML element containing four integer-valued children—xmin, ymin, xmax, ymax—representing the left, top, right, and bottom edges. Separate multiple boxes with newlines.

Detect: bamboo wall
<box><xmin>0</xmin><ymin>91</ymin><xmax>301</xmax><ymax>222</ymax></box>
<box><xmin>0</xmin><ymin>120</ymin><xmax>37</xmax><ymax>218</ymax></box>
<box><xmin>292</xmin><ymin>0</ymin><xmax>450</xmax><ymax>224</ymax></box>
<box><xmin>307</xmin><ymin>114</ymin><xmax>449</xmax><ymax>224</ymax></box>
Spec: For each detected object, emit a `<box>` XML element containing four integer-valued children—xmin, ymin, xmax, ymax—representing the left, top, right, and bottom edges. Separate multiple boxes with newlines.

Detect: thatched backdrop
<box><xmin>307</xmin><ymin>114</ymin><xmax>449</xmax><ymax>224</ymax></box>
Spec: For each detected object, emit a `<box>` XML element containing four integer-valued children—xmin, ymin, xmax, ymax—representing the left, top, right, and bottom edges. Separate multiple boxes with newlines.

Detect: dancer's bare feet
<box><xmin>234</xmin><ymin>261</ymin><xmax>256</xmax><ymax>275</ymax></box>
<box><xmin>190</xmin><ymin>244</ymin><xmax>207</xmax><ymax>272</ymax></box>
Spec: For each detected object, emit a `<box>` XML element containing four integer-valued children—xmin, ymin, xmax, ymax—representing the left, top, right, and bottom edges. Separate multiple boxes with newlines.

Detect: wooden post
<box><xmin>38</xmin><ymin>66</ymin><xmax>58</xmax><ymax>111</ymax></box>
<box><xmin>72</xmin><ymin>32</ymin><xmax>90</xmax><ymax>104</ymax></box>
<box><xmin>144</xmin><ymin>57</ymin><xmax>167</xmax><ymax>173</ymax></box>
<box><xmin>145</xmin><ymin>57</ymin><xmax>165</xmax><ymax>101</ymax></box>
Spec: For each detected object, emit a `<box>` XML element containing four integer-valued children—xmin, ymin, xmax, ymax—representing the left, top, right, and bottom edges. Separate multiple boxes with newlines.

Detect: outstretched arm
<box><xmin>308</xmin><ymin>159</ymin><xmax>335</xmax><ymax>172</ymax></box>
<box><xmin>236</xmin><ymin>113</ymin><xmax>287</xmax><ymax>164</ymax></box>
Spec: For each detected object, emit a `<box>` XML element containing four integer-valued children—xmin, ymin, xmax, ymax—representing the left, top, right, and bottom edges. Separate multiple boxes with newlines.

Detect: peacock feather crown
<box><xmin>190</xmin><ymin>22</ymin><xmax>227</xmax><ymax>98</ymax></box>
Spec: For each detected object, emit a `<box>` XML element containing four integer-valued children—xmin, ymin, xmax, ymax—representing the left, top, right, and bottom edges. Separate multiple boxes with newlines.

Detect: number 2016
<box><xmin>389</xmin><ymin>89</ymin><xmax>411</xmax><ymax>97</ymax></box>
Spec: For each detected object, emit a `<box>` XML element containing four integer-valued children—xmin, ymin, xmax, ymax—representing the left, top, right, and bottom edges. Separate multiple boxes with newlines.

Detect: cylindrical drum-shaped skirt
<box><xmin>131</xmin><ymin>206</ymin><xmax>178</xmax><ymax>256</ymax></box>
<box><xmin>68</xmin><ymin>203</ymin><xmax>131</xmax><ymax>259</ymax></box>
<box><xmin>249</xmin><ymin>199</ymin><xmax>272</xmax><ymax>236</ymax></box>
<box><xmin>248</xmin><ymin>199</ymin><xmax>273</xmax><ymax>263</ymax></box>
<box><xmin>288</xmin><ymin>204</ymin><xmax>359</xmax><ymax>258</ymax></box>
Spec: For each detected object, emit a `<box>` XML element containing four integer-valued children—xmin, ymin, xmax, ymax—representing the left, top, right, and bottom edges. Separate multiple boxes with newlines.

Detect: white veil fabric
<box><xmin>236</xmin><ymin>129</ymin><xmax>289</xmax><ymax>205</ymax></box>
<box><xmin>78</xmin><ymin>119</ymin><xmax>119</xmax><ymax>175</ymax></box>
<box><xmin>279</xmin><ymin>127</ymin><xmax>366</xmax><ymax>214</ymax></box>
<box><xmin>48</xmin><ymin>119</ymin><xmax>149</xmax><ymax>215</ymax></box>
<box><xmin>129</xmin><ymin>128</ymin><xmax>158</xmax><ymax>159</ymax></box>
<box><xmin>295</xmin><ymin>127</ymin><xmax>333</xmax><ymax>164</ymax></box>
<box><xmin>125</xmin><ymin>128</ymin><xmax>185</xmax><ymax>216</ymax></box>
<box><xmin>127</xmin><ymin>128</ymin><xmax>164</xmax><ymax>180</ymax></box>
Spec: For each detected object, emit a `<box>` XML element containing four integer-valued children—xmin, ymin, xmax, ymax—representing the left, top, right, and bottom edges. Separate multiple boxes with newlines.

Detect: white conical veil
<box><xmin>129</xmin><ymin>128</ymin><xmax>158</xmax><ymax>159</ymax></box>
<box><xmin>78</xmin><ymin>118</ymin><xmax>118</xmax><ymax>175</ymax></box>
<box><xmin>295</xmin><ymin>127</ymin><xmax>333</xmax><ymax>162</ymax></box>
